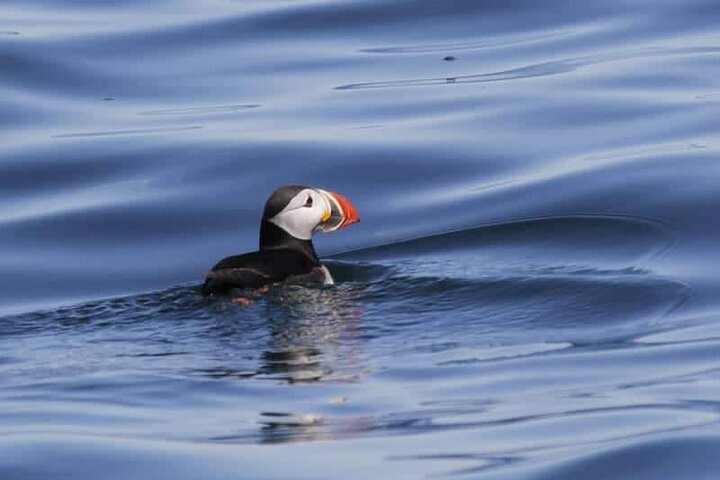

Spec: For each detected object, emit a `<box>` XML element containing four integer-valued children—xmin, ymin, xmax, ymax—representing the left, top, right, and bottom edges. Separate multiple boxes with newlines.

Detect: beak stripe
<box><xmin>317</xmin><ymin>189</ymin><xmax>360</xmax><ymax>232</ymax></box>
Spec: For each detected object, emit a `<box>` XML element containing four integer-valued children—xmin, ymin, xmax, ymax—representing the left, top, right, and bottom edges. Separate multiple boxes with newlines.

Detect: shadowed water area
<box><xmin>1</xmin><ymin>0</ymin><xmax>720</xmax><ymax>478</ymax></box>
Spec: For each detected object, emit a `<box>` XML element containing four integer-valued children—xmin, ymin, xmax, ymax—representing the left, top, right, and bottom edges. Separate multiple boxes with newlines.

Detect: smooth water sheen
<box><xmin>1</xmin><ymin>1</ymin><xmax>720</xmax><ymax>478</ymax></box>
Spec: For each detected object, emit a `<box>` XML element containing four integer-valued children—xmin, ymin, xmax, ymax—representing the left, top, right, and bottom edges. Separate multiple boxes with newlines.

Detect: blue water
<box><xmin>2</xmin><ymin>0</ymin><xmax>720</xmax><ymax>478</ymax></box>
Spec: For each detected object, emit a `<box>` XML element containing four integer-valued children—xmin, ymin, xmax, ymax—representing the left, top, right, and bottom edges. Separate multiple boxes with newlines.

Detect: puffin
<box><xmin>202</xmin><ymin>185</ymin><xmax>360</xmax><ymax>297</ymax></box>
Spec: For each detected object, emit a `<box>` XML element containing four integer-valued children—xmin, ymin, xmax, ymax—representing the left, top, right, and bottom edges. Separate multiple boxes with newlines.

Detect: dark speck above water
<box><xmin>1</xmin><ymin>0</ymin><xmax>720</xmax><ymax>478</ymax></box>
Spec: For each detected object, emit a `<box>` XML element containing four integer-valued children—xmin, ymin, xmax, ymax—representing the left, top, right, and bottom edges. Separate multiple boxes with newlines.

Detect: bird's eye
<box><xmin>304</xmin><ymin>195</ymin><xmax>313</xmax><ymax>208</ymax></box>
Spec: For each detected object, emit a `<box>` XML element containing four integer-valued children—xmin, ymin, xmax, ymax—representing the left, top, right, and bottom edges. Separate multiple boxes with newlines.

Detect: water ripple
<box><xmin>337</xmin><ymin>45</ymin><xmax>720</xmax><ymax>90</ymax></box>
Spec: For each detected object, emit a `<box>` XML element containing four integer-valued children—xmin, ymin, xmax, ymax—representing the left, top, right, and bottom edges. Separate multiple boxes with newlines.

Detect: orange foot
<box><xmin>232</xmin><ymin>296</ymin><xmax>253</xmax><ymax>305</ymax></box>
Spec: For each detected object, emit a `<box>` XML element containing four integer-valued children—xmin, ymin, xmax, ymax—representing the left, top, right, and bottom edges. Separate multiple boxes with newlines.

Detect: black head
<box><xmin>258</xmin><ymin>185</ymin><xmax>360</xmax><ymax>260</ymax></box>
<box><xmin>261</xmin><ymin>185</ymin><xmax>309</xmax><ymax>221</ymax></box>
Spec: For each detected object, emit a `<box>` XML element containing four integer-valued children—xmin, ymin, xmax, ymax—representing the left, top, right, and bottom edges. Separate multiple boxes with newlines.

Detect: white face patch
<box><xmin>268</xmin><ymin>189</ymin><xmax>331</xmax><ymax>240</ymax></box>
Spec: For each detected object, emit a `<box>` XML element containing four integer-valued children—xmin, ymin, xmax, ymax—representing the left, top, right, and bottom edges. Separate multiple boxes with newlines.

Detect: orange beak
<box><xmin>318</xmin><ymin>190</ymin><xmax>360</xmax><ymax>232</ymax></box>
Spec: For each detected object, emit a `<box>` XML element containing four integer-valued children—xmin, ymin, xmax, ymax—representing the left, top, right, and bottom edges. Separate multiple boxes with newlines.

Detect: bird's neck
<box><xmin>259</xmin><ymin>220</ymin><xmax>319</xmax><ymax>261</ymax></box>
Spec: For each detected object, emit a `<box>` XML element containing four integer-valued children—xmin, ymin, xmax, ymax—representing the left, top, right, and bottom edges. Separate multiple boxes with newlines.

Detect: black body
<box><xmin>202</xmin><ymin>249</ymin><xmax>325</xmax><ymax>295</ymax></box>
<box><xmin>202</xmin><ymin>185</ymin><xmax>327</xmax><ymax>296</ymax></box>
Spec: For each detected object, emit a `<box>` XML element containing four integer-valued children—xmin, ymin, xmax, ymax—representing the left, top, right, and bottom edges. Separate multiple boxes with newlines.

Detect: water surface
<box><xmin>1</xmin><ymin>0</ymin><xmax>720</xmax><ymax>478</ymax></box>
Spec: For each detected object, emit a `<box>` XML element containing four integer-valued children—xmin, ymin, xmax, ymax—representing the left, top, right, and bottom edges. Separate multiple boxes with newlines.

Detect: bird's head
<box><xmin>262</xmin><ymin>185</ymin><xmax>360</xmax><ymax>241</ymax></box>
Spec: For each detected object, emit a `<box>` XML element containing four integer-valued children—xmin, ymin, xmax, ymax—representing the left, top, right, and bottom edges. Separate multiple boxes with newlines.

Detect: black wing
<box><xmin>202</xmin><ymin>249</ymin><xmax>318</xmax><ymax>296</ymax></box>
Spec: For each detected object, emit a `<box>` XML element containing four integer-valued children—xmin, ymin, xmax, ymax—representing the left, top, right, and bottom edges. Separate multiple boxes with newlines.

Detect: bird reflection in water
<box><xmin>256</xmin><ymin>283</ymin><xmax>367</xmax><ymax>384</ymax></box>
<box><xmin>207</xmin><ymin>281</ymin><xmax>376</xmax><ymax>445</ymax></box>
<box><xmin>256</xmin><ymin>284</ymin><xmax>376</xmax><ymax>444</ymax></box>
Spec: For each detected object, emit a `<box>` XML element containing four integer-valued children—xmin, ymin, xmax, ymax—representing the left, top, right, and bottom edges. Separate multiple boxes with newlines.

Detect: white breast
<box><xmin>320</xmin><ymin>265</ymin><xmax>334</xmax><ymax>285</ymax></box>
